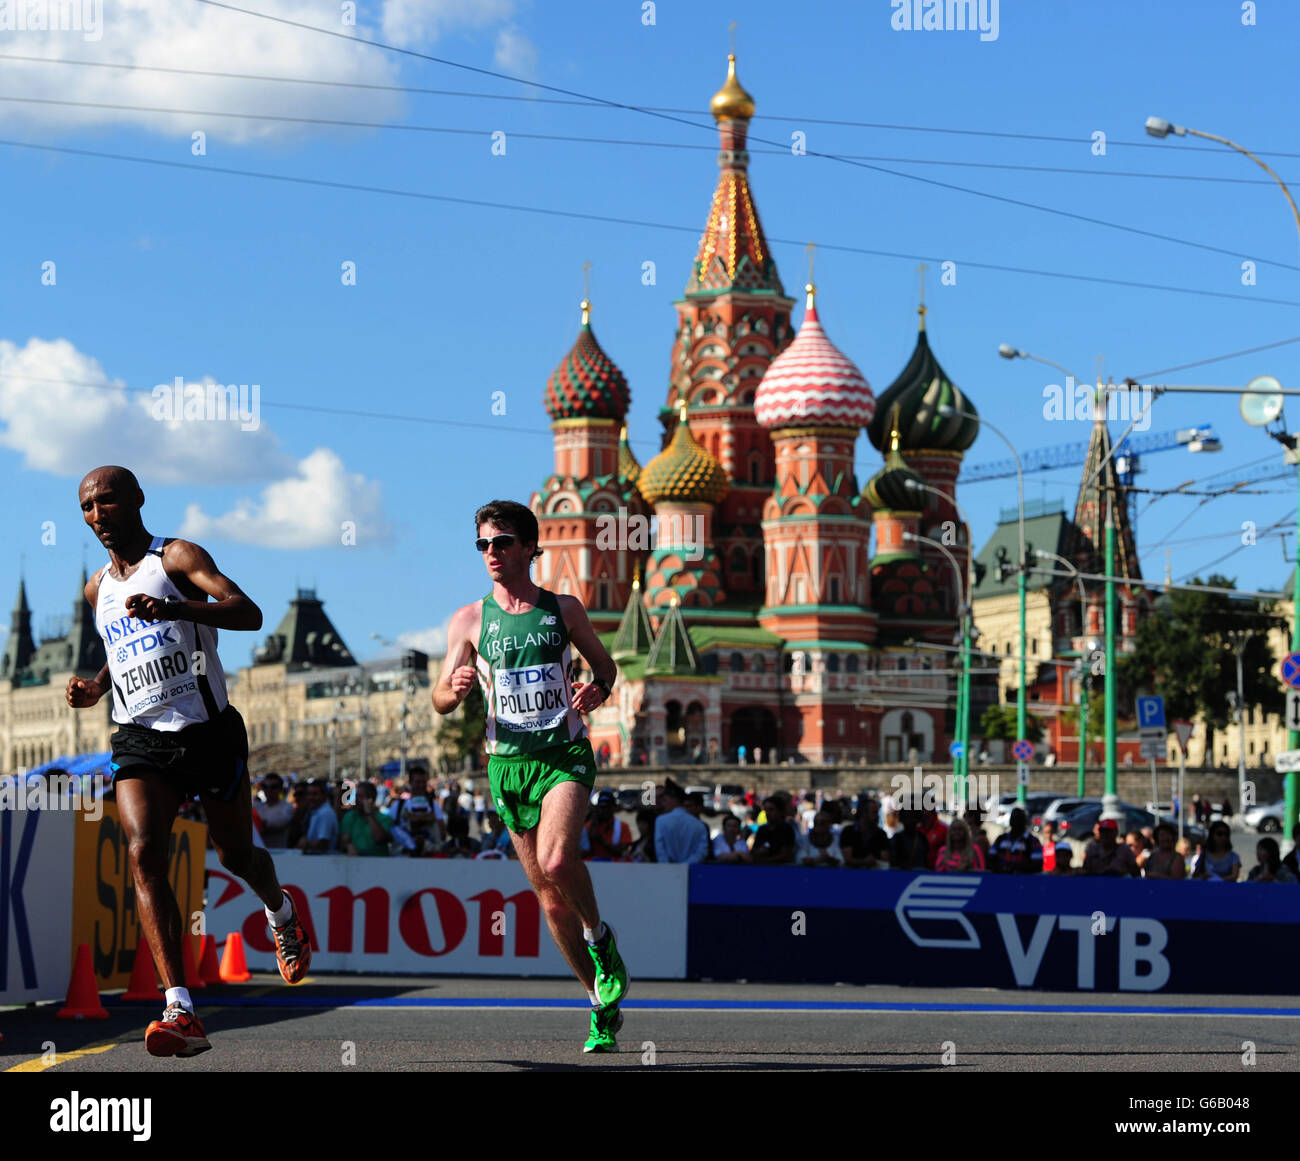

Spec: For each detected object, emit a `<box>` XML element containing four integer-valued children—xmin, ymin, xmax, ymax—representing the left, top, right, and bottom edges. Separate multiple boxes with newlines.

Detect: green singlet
<box><xmin>476</xmin><ymin>589</ymin><xmax>596</xmax><ymax>833</ymax></box>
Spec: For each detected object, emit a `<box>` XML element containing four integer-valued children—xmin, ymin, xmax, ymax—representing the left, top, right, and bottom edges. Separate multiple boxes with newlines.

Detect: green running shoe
<box><xmin>587</xmin><ymin>924</ymin><xmax>629</xmax><ymax>1008</ymax></box>
<box><xmin>583</xmin><ymin>1003</ymin><xmax>623</xmax><ymax>1054</ymax></box>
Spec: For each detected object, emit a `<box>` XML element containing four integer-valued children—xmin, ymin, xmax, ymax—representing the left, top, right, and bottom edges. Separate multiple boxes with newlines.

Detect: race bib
<box><xmin>493</xmin><ymin>663</ymin><xmax>570</xmax><ymax>733</ymax></box>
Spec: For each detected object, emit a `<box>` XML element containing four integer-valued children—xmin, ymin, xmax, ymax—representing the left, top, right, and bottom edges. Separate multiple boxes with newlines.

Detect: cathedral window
<box><xmin>730</xmin><ymin>652</ymin><xmax>745</xmax><ymax>673</ymax></box>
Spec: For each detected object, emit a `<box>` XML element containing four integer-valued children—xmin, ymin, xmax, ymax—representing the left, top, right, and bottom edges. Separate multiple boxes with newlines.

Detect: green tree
<box><xmin>1115</xmin><ymin>575</ymin><xmax>1283</xmax><ymax>768</ymax></box>
<box><xmin>978</xmin><ymin>704</ymin><xmax>1043</xmax><ymax>743</ymax></box>
<box><xmin>435</xmin><ymin>684</ymin><xmax>486</xmax><ymax>769</ymax></box>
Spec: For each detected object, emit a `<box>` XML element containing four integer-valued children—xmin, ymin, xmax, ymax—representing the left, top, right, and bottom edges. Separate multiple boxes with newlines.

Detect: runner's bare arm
<box><xmin>66</xmin><ymin>568</ymin><xmax>111</xmax><ymax>707</ymax></box>
<box><xmin>557</xmin><ymin>594</ymin><xmax>618</xmax><ymax>714</ymax></box>
<box><xmin>123</xmin><ymin>540</ymin><xmax>262</xmax><ymax>631</ymax></box>
<box><xmin>433</xmin><ymin>602</ymin><xmax>481</xmax><ymax>715</ymax></box>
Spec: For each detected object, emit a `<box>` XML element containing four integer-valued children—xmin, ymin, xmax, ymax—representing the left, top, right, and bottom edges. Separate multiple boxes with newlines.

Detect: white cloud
<box><xmin>396</xmin><ymin>621</ymin><xmax>451</xmax><ymax>658</ymax></box>
<box><xmin>181</xmin><ymin>447</ymin><xmax>391</xmax><ymax>549</ymax></box>
<box><xmin>0</xmin><ymin>338</ymin><xmax>290</xmax><ymax>484</ymax></box>
<box><xmin>4</xmin><ymin>0</ymin><xmax>532</xmax><ymax>144</ymax></box>
<box><xmin>493</xmin><ymin>24</ymin><xmax>539</xmax><ymax>81</ymax></box>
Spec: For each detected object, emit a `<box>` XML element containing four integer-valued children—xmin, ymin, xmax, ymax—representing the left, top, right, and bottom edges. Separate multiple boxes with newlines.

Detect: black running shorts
<box><xmin>109</xmin><ymin>704</ymin><xmax>250</xmax><ymax>802</ymax></box>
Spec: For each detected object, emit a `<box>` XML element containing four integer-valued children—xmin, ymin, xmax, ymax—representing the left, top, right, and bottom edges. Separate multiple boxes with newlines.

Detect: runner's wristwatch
<box><xmin>593</xmin><ymin>677</ymin><xmax>612</xmax><ymax>702</ymax></box>
<box><xmin>160</xmin><ymin>596</ymin><xmax>186</xmax><ymax>619</ymax></box>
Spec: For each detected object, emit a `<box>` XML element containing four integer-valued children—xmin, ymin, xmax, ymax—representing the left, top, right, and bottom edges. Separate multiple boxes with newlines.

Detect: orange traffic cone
<box><xmin>198</xmin><ymin>935</ymin><xmax>223</xmax><ymax>986</ymax></box>
<box><xmin>219</xmin><ymin>931</ymin><xmax>252</xmax><ymax>983</ymax></box>
<box><xmin>182</xmin><ymin>931</ymin><xmax>206</xmax><ymax>990</ymax></box>
<box><xmin>122</xmin><ymin>939</ymin><xmax>164</xmax><ymax>1002</ymax></box>
<box><xmin>57</xmin><ymin>943</ymin><xmax>108</xmax><ymax>1020</ymax></box>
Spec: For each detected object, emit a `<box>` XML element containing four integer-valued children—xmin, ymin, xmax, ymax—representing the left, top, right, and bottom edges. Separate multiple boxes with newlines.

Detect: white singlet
<box><xmin>94</xmin><ymin>536</ymin><xmax>228</xmax><ymax>731</ymax></box>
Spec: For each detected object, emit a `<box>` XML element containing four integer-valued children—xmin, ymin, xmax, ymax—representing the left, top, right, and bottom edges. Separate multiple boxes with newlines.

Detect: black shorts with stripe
<box><xmin>109</xmin><ymin>704</ymin><xmax>249</xmax><ymax>803</ymax></box>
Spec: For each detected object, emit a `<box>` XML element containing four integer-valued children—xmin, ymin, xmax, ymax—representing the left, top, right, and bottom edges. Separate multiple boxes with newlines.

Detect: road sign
<box><xmin>1288</xmin><ymin>691</ymin><xmax>1300</xmax><ymax>732</ymax></box>
<box><xmin>1139</xmin><ymin>739</ymin><xmax>1165</xmax><ymax>761</ymax></box>
<box><xmin>949</xmin><ymin>741</ymin><xmax>964</xmax><ymax>759</ymax></box>
<box><xmin>1012</xmin><ymin>739</ymin><xmax>1033</xmax><ymax>762</ymax></box>
<box><xmin>1281</xmin><ymin>652</ymin><xmax>1300</xmax><ymax>690</ymax></box>
<box><xmin>1017</xmin><ymin>763</ymin><xmax>1029</xmax><ymax>786</ymax></box>
<box><xmin>1275</xmin><ymin>748</ymin><xmax>1300</xmax><ymax>773</ymax></box>
<box><xmin>1136</xmin><ymin>696</ymin><xmax>1166</xmax><ymax>741</ymax></box>
<box><xmin>1172</xmin><ymin>720</ymin><xmax>1193</xmax><ymax>751</ymax></box>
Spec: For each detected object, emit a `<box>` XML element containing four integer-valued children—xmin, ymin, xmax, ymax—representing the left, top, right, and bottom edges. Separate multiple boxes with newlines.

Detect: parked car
<box><xmin>1243</xmin><ymin>800</ymin><xmax>1286</xmax><ymax>834</ymax></box>
<box><xmin>990</xmin><ymin>793</ymin><xmax>1059</xmax><ymax>828</ymax></box>
<box><xmin>1056</xmin><ymin>802</ymin><xmax>1206</xmax><ymax>847</ymax></box>
<box><xmin>713</xmin><ymin>782</ymin><xmax>747</xmax><ymax>813</ymax></box>
<box><xmin>615</xmin><ymin>786</ymin><xmax>644</xmax><ymax>812</ymax></box>
<box><xmin>1034</xmin><ymin>797</ymin><xmax>1101</xmax><ymax>831</ymax></box>
<box><xmin>685</xmin><ymin>785</ymin><xmax>719</xmax><ymax>815</ymax></box>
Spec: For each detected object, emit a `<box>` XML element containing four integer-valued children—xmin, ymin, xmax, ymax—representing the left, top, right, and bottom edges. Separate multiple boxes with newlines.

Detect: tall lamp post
<box><xmin>905</xmin><ymin>531</ymin><xmax>971</xmax><ymax>810</ymax></box>
<box><xmin>940</xmin><ymin>403</ymin><xmax>1028</xmax><ymax>803</ymax></box>
<box><xmin>1227</xmin><ymin>630</ymin><xmax>1254</xmax><ymax>811</ymax></box>
<box><xmin>1147</xmin><ymin>114</ymin><xmax>1300</xmax><ymax>837</ymax></box>
<box><xmin>904</xmin><ymin>477</ymin><xmax>976</xmax><ymax>786</ymax></box>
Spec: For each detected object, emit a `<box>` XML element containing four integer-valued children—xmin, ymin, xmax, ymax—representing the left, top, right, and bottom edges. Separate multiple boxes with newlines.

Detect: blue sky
<box><xmin>3</xmin><ymin>0</ymin><xmax>1299</xmax><ymax>675</ymax></box>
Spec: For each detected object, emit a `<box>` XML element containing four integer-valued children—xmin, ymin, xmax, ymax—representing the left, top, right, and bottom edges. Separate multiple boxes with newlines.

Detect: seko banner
<box><xmin>687</xmin><ymin>867</ymin><xmax>1300</xmax><ymax>994</ymax></box>
<box><xmin>205</xmin><ymin>853</ymin><xmax>689</xmax><ymax>979</ymax></box>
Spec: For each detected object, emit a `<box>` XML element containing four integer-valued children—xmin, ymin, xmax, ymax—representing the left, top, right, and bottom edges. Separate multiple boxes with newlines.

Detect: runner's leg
<box><xmin>203</xmin><ymin>777</ymin><xmax>287</xmax><ymax>913</ymax></box>
<box><xmin>115</xmin><ymin>770</ymin><xmax>185</xmax><ymax>990</ymax></box>
<box><xmin>535</xmin><ymin>779</ymin><xmax>601</xmax><ymax>929</ymax></box>
<box><xmin>511</xmin><ymin>817</ymin><xmax>596</xmax><ymax>993</ymax></box>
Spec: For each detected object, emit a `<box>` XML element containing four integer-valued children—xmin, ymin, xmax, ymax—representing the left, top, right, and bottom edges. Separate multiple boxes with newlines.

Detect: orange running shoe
<box><xmin>271</xmin><ymin>905</ymin><xmax>311</xmax><ymax>984</ymax></box>
<box><xmin>145</xmin><ymin>1004</ymin><xmax>211</xmax><ymax>1058</ymax></box>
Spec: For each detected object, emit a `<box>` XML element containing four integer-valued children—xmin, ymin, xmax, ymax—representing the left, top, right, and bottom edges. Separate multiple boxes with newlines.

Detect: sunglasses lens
<box><xmin>474</xmin><ymin>539</ymin><xmax>489</xmax><ymax>552</ymax></box>
<box><xmin>476</xmin><ymin>534</ymin><xmax>516</xmax><ymax>553</ymax></box>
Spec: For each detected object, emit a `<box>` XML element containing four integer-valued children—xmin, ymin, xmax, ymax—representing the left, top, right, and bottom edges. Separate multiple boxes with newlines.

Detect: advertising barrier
<box><xmin>1</xmin><ymin>805</ymin><xmax>75</xmax><ymax>1004</ymax></box>
<box><xmin>72</xmin><ymin>803</ymin><xmax>207</xmax><ymax>990</ymax></box>
<box><xmin>687</xmin><ymin>867</ymin><xmax>1300</xmax><ymax>995</ymax></box>
<box><xmin>205</xmin><ymin>852</ymin><xmax>689</xmax><ymax>979</ymax></box>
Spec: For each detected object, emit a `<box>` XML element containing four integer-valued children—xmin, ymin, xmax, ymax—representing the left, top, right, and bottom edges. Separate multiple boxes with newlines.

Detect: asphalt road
<box><xmin>5</xmin><ymin>975</ymin><xmax>1297</xmax><ymax>1073</ymax></box>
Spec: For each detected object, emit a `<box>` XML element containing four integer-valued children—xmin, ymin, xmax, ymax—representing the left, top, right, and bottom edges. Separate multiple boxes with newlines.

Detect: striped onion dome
<box><xmin>638</xmin><ymin>404</ymin><xmax>729</xmax><ymax>505</ymax></box>
<box><xmin>544</xmin><ymin>299</ymin><xmax>630</xmax><ymax>422</ymax></box>
<box><xmin>754</xmin><ymin>285</ymin><xmax>875</xmax><ymax>430</ymax></box>
<box><xmin>618</xmin><ymin>425</ymin><xmax>641</xmax><ymax>485</ymax></box>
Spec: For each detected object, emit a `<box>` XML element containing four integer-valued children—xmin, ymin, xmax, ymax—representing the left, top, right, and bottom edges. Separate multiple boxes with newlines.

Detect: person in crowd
<box><xmin>284</xmin><ymin>779</ymin><xmax>312</xmax><ymax>850</ymax></box>
<box><xmin>1143</xmin><ymin>822</ymin><xmax>1185</xmax><ymax>880</ymax></box>
<box><xmin>1082</xmin><ymin>818</ymin><xmax>1139</xmax><ymax>877</ymax></box>
<box><xmin>297</xmin><ymin>779</ymin><xmax>339</xmax><ymax>854</ymax></box>
<box><xmin>581</xmin><ymin>789</ymin><xmax>634</xmax><ymax>861</ymax></box>
<box><xmin>933</xmin><ymin>817</ymin><xmax>984</xmax><ymax>872</ymax></box>
<box><xmin>918</xmin><ymin>808</ymin><xmax>948</xmax><ymax>869</ymax></box>
<box><xmin>653</xmin><ymin>781</ymin><xmax>708</xmax><ymax>864</ymax></box>
<box><xmin>387</xmin><ymin>766</ymin><xmax>446</xmax><ymax>855</ymax></box>
<box><xmin>751</xmin><ymin>795</ymin><xmax>799</xmax><ymax>865</ymax></box>
<box><xmin>839</xmin><ymin>797</ymin><xmax>890</xmax><ymax>869</ymax></box>
<box><xmin>1220</xmin><ymin>796</ymin><xmax>1232</xmax><ymax>821</ymax></box>
<box><xmin>253</xmin><ymin>773</ymin><xmax>295</xmax><ymax>849</ymax></box>
<box><xmin>1176</xmin><ymin>835</ymin><xmax>1195</xmax><ymax>862</ymax></box>
<box><xmin>1283</xmin><ymin>823</ymin><xmax>1300</xmax><ymax>880</ymax></box>
<box><xmin>682</xmin><ymin>791</ymin><xmax>713</xmax><ymax>858</ymax></box>
<box><xmin>1125</xmin><ymin>829</ymin><xmax>1150</xmax><ymax>873</ymax></box>
<box><xmin>799</xmin><ymin>811</ymin><xmax>843</xmax><ymax>867</ymax></box>
<box><xmin>712</xmin><ymin>814</ymin><xmax>752</xmax><ymax>864</ymax></box>
<box><xmin>341</xmin><ymin>780</ymin><xmax>393</xmax><ymax>857</ymax></box>
<box><xmin>888</xmin><ymin>810</ymin><xmax>930</xmax><ymax>871</ymax></box>
<box><xmin>963</xmin><ymin>809</ymin><xmax>991</xmax><ymax>860</ymax></box>
<box><xmin>627</xmin><ymin>808</ymin><xmax>658</xmax><ymax>863</ymax></box>
<box><xmin>478</xmin><ymin>810</ymin><xmax>515</xmax><ymax>858</ymax></box>
<box><xmin>1191</xmin><ymin>821</ymin><xmax>1241</xmax><ymax>881</ymax></box>
<box><xmin>473</xmin><ymin>787</ymin><xmax>486</xmax><ymax>828</ymax></box>
<box><xmin>798</xmin><ymin>792</ymin><xmax>819</xmax><ymax>834</ymax></box>
<box><xmin>1247</xmin><ymin>836</ymin><xmax>1297</xmax><ymax>883</ymax></box>
<box><xmin>1038</xmin><ymin>819</ymin><xmax>1071</xmax><ymax>874</ymax></box>
<box><xmin>440</xmin><ymin>813</ymin><xmax>481</xmax><ymax>858</ymax></box>
<box><xmin>988</xmin><ymin>808</ymin><xmax>1042</xmax><ymax>873</ymax></box>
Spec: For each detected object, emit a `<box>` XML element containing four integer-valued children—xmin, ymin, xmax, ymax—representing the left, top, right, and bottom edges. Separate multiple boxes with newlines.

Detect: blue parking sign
<box><xmin>1136</xmin><ymin>696</ymin><xmax>1165</xmax><ymax>729</ymax></box>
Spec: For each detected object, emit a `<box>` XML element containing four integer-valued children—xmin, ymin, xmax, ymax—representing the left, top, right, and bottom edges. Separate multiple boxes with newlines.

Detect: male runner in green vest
<box><xmin>433</xmin><ymin>499</ymin><xmax>628</xmax><ymax>1053</ymax></box>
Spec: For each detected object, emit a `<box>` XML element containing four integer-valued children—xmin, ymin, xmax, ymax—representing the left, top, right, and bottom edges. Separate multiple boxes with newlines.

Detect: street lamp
<box><xmin>1035</xmin><ymin>549</ymin><xmax>1091</xmax><ymax>795</ymax></box>
<box><xmin>1227</xmin><ymin>630</ymin><xmax>1254</xmax><ymax>810</ymax></box>
<box><xmin>940</xmin><ymin>401</ymin><xmax>1029</xmax><ymax>803</ymax></box>
<box><xmin>1148</xmin><ymin>114</ymin><xmax>1300</xmax><ymax>838</ymax></box>
<box><xmin>904</xmin><ymin>476</ymin><xmax>976</xmax><ymax>786</ymax></box>
<box><xmin>905</xmin><ymin>530</ymin><xmax>972</xmax><ymax>808</ymax></box>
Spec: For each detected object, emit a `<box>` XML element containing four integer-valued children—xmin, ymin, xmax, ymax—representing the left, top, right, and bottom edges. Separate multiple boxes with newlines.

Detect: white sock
<box><xmin>587</xmin><ymin>989</ymin><xmax>600</xmax><ymax>1006</ymax></box>
<box><xmin>266</xmin><ymin>893</ymin><xmax>294</xmax><ymax>927</ymax></box>
<box><xmin>582</xmin><ymin>921</ymin><xmax>605</xmax><ymax>945</ymax></box>
<box><xmin>165</xmin><ymin>986</ymin><xmax>194</xmax><ymax>1014</ymax></box>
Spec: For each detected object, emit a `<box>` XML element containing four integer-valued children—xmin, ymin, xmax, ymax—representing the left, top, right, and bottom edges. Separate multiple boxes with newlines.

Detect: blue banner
<box><xmin>687</xmin><ymin>867</ymin><xmax>1300</xmax><ymax>994</ymax></box>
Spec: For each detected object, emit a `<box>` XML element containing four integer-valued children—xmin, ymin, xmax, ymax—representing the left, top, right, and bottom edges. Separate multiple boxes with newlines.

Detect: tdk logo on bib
<box><xmin>497</xmin><ymin>665</ymin><xmax>558</xmax><ymax>689</ymax></box>
<box><xmin>494</xmin><ymin>664</ymin><xmax>569</xmax><ymax>731</ymax></box>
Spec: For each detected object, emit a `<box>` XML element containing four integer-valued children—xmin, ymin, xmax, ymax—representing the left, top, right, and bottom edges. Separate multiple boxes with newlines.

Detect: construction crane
<box><xmin>960</xmin><ymin>424</ymin><xmax>1221</xmax><ymax>532</ymax></box>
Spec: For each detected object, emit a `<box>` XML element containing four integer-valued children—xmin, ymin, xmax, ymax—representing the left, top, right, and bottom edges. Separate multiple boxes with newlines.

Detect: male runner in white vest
<box><xmin>66</xmin><ymin>466</ymin><xmax>311</xmax><ymax>1057</ymax></box>
<box><xmin>433</xmin><ymin>499</ymin><xmax>628</xmax><ymax>1052</ymax></box>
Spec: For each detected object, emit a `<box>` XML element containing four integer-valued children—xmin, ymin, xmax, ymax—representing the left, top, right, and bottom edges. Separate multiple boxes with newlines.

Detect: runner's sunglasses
<box><xmin>475</xmin><ymin>533</ymin><xmax>517</xmax><ymax>553</ymax></box>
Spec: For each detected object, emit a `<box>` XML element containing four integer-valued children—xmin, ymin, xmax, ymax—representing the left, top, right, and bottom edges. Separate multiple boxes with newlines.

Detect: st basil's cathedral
<box><xmin>529</xmin><ymin>55</ymin><xmax>982</xmax><ymax>766</ymax></box>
